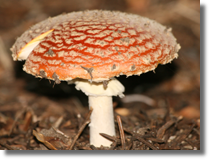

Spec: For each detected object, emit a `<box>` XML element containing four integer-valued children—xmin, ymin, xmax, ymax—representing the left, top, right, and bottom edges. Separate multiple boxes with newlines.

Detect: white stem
<box><xmin>88</xmin><ymin>96</ymin><xmax>115</xmax><ymax>147</ymax></box>
<box><xmin>75</xmin><ymin>78</ymin><xmax>124</xmax><ymax>147</ymax></box>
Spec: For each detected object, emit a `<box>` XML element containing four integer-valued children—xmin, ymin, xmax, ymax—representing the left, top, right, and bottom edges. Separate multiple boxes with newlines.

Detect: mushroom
<box><xmin>11</xmin><ymin>10</ymin><xmax>181</xmax><ymax>147</ymax></box>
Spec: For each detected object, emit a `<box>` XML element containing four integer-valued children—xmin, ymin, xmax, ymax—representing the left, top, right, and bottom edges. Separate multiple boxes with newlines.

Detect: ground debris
<box><xmin>0</xmin><ymin>96</ymin><xmax>200</xmax><ymax>150</ymax></box>
<box><xmin>33</xmin><ymin>127</ymin><xmax>72</xmax><ymax>150</ymax></box>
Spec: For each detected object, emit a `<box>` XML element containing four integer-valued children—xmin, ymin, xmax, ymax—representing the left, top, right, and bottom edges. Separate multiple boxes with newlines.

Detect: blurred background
<box><xmin>0</xmin><ymin>0</ymin><xmax>200</xmax><ymax>123</ymax></box>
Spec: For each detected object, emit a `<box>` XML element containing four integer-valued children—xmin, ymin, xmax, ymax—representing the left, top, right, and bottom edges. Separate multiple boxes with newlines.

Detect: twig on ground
<box><xmin>157</xmin><ymin>116</ymin><xmax>183</xmax><ymax>139</ymax></box>
<box><xmin>9</xmin><ymin>107</ymin><xmax>27</xmax><ymax>136</ymax></box>
<box><xmin>156</xmin><ymin>118</ymin><xmax>177</xmax><ymax>139</ymax></box>
<box><xmin>117</xmin><ymin>115</ymin><xmax>126</xmax><ymax>150</ymax></box>
<box><xmin>53</xmin><ymin>116</ymin><xmax>63</xmax><ymax>128</ymax></box>
<box><xmin>90</xmin><ymin>145</ymin><xmax>98</xmax><ymax>150</ymax></box>
<box><xmin>175</xmin><ymin>124</ymin><xmax>196</xmax><ymax>144</ymax></box>
<box><xmin>134</xmin><ymin>135</ymin><xmax>158</xmax><ymax>150</ymax></box>
<box><xmin>68</xmin><ymin>108</ymin><xmax>93</xmax><ymax>150</ymax></box>
<box><xmin>99</xmin><ymin>133</ymin><xmax>121</xmax><ymax>150</ymax></box>
<box><xmin>99</xmin><ymin>133</ymin><xmax>119</xmax><ymax>142</ymax></box>
<box><xmin>0</xmin><ymin>140</ymin><xmax>14</xmax><ymax>150</ymax></box>
<box><xmin>123</xmin><ymin>127</ymin><xmax>158</xmax><ymax>150</ymax></box>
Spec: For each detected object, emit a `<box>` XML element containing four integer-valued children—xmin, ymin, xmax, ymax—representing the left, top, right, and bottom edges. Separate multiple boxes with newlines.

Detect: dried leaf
<box><xmin>33</xmin><ymin>130</ymin><xmax>57</xmax><ymax>150</ymax></box>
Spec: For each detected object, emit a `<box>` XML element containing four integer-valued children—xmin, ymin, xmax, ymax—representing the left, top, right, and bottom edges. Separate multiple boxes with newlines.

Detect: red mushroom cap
<box><xmin>11</xmin><ymin>10</ymin><xmax>180</xmax><ymax>83</ymax></box>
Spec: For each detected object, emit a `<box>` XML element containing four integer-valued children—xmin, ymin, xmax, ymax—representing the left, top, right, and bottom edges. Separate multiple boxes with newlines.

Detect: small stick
<box><xmin>0</xmin><ymin>140</ymin><xmax>14</xmax><ymax>150</ymax></box>
<box><xmin>53</xmin><ymin>116</ymin><xmax>63</xmax><ymax>128</ymax></box>
<box><xmin>126</xmin><ymin>141</ymin><xmax>133</xmax><ymax>150</ymax></box>
<box><xmin>123</xmin><ymin>127</ymin><xmax>158</xmax><ymax>150</ymax></box>
<box><xmin>90</xmin><ymin>145</ymin><xmax>98</xmax><ymax>150</ymax></box>
<box><xmin>134</xmin><ymin>136</ymin><xmax>158</xmax><ymax>150</ymax></box>
<box><xmin>99</xmin><ymin>133</ymin><xmax>121</xmax><ymax>149</ymax></box>
<box><xmin>156</xmin><ymin>118</ymin><xmax>176</xmax><ymax>139</ymax></box>
<box><xmin>117</xmin><ymin>115</ymin><xmax>126</xmax><ymax>150</ymax></box>
<box><xmin>99</xmin><ymin>133</ymin><xmax>117</xmax><ymax>142</ymax></box>
<box><xmin>9</xmin><ymin>107</ymin><xmax>27</xmax><ymax>135</ymax></box>
<box><xmin>68</xmin><ymin>108</ymin><xmax>93</xmax><ymax>150</ymax></box>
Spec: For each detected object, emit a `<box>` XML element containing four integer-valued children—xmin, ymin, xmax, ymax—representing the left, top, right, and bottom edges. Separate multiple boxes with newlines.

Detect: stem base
<box><xmin>89</xmin><ymin>96</ymin><xmax>115</xmax><ymax>147</ymax></box>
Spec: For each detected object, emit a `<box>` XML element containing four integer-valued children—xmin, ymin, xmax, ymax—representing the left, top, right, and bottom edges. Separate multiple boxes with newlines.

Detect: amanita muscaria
<box><xmin>11</xmin><ymin>10</ymin><xmax>180</xmax><ymax>147</ymax></box>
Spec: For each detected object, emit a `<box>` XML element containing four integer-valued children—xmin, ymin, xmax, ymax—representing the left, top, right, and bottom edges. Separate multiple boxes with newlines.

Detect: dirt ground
<box><xmin>0</xmin><ymin>0</ymin><xmax>200</xmax><ymax>150</ymax></box>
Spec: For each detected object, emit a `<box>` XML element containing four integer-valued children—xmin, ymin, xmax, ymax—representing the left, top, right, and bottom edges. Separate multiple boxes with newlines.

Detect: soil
<box><xmin>0</xmin><ymin>0</ymin><xmax>200</xmax><ymax>150</ymax></box>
